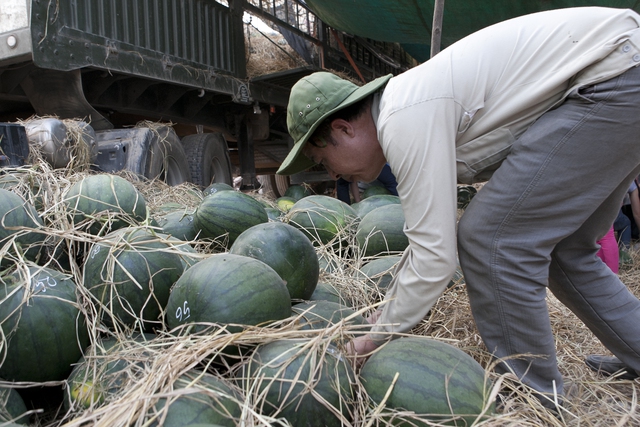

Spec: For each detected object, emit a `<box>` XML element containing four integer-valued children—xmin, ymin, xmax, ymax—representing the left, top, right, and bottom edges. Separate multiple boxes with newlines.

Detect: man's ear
<box><xmin>331</xmin><ymin>118</ymin><xmax>355</xmax><ymax>137</ymax></box>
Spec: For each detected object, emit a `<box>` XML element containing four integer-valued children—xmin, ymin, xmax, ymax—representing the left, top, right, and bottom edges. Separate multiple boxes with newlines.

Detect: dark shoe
<box><xmin>585</xmin><ymin>355</ymin><xmax>639</xmax><ymax>380</ymax></box>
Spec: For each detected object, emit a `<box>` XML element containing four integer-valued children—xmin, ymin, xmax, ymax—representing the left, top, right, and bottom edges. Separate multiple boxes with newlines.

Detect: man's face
<box><xmin>302</xmin><ymin>118</ymin><xmax>386</xmax><ymax>183</ymax></box>
<box><xmin>303</xmin><ymin>118</ymin><xmax>386</xmax><ymax>182</ymax></box>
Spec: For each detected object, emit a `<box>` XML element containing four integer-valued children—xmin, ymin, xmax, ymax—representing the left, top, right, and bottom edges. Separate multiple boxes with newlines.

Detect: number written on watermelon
<box><xmin>33</xmin><ymin>275</ymin><xmax>57</xmax><ymax>293</ymax></box>
<box><xmin>175</xmin><ymin>301</ymin><xmax>191</xmax><ymax>321</ymax></box>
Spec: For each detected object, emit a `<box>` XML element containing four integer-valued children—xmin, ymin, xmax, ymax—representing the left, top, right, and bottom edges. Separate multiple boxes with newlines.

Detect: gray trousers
<box><xmin>457</xmin><ymin>64</ymin><xmax>640</xmax><ymax>402</ymax></box>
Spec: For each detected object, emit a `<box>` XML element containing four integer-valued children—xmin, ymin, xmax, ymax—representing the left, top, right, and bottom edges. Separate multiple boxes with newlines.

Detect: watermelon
<box><xmin>284</xmin><ymin>184</ymin><xmax>312</xmax><ymax>201</ymax></box>
<box><xmin>355</xmin><ymin>256</ymin><xmax>402</xmax><ymax>292</ymax></box>
<box><xmin>318</xmin><ymin>253</ymin><xmax>340</xmax><ymax>274</ymax></box>
<box><xmin>360</xmin><ymin>337</ymin><xmax>495</xmax><ymax>426</ymax></box>
<box><xmin>65</xmin><ymin>334</ymin><xmax>155</xmax><ymax>410</ymax></box>
<box><xmin>193</xmin><ymin>191</ymin><xmax>268</xmax><ymax>247</ymax></box>
<box><xmin>158</xmin><ymin>211</ymin><xmax>197</xmax><ymax>241</ymax></box>
<box><xmin>203</xmin><ymin>182</ymin><xmax>234</xmax><ymax>196</ymax></box>
<box><xmin>239</xmin><ymin>339</ymin><xmax>354</xmax><ymax>427</ymax></box>
<box><xmin>166</xmin><ymin>253</ymin><xmax>291</xmax><ymax>334</ymax></box>
<box><xmin>292</xmin><ymin>301</ymin><xmax>368</xmax><ymax>331</ymax></box>
<box><xmin>356</xmin><ymin>204</ymin><xmax>408</xmax><ymax>257</ymax></box>
<box><xmin>0</xmin><ymin>383</ymin><xmax>28</xmax><ymax>424</ymax></box>
<box><xmin>275</xmin><ymin>196</ymin><xmax>296</xmax><ymax>213</ymax></box>
<box><xmin>230</xmin><ymin>222</ymin><xmax>319</xmax><ymax>300</ymax></box>
<box><xmin>64</xmin><ymin>174</ymin><xmax>147</xmax><ymax>235</ymax></box>
<box><xmin>362</xmin><ymin>184</ymin><xmax>391</xmax><ymax>199</ymax></box>
<box><xmin>309</xmin><ymin>281</ymin><xmax>347</xmax><ymax>306</ymax></box>
<box><xmin>83</xmin><ymin>227</ymin><xmax>186</xmax><ymax>330</ymax></box>
<box><xmin>265</xmin><ymin>207</ymin><xmax>283</xmax><ymax>221</ymax></box>
<box><xmin>285</xmin><ymin>195</ymin><xmax>357</xmax><ymax>248</ymax></box>
<box><xmin>150</xmin><ymin>370</ymin><xmax>242</xmax><ymax>427</ymax></box>
<box><xmin>0</xmin><ymin>266</ymin><xmax>89</xmax><ymax>382</ymax></box>
<box><xmin>0</xmin><ymin>188</ymin><xmax>45</xmax><ymax>266</ymax></box>
<box><xmin>352</xmin><ymin>194</ymin><xmax>401</xmax><ymax>219</ymax></box>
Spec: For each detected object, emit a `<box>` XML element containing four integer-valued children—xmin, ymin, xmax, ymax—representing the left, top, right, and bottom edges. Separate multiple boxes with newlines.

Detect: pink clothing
<box><xmin>597</xmin><ymin>227</ymin><xmax>619</xmax><ymax>273</ymax></box>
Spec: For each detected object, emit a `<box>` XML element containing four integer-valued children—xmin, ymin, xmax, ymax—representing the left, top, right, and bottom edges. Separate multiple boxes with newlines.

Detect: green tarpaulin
<box><xmin>304</xmin><ymin>0</ymin><xmax>640</xmax><ymax>61</ymax></box>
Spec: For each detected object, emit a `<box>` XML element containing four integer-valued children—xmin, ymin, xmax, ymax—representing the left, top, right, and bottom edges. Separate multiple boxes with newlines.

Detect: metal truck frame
<box><xmin>0</xmin><ymin>0</ymin><xmax>414</xmax><ymax>195</ymax></box>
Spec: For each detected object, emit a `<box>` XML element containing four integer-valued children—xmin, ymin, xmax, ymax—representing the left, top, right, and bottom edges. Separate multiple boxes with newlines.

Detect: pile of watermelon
<box><xmin>0</xmin><ymin>163</ymin><xmax>494</xmax><ymax>427</ymax></box>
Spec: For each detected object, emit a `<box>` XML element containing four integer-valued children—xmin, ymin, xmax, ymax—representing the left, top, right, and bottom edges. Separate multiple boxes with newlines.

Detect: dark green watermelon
<box><xmin>286</xmin><ymin>195</ymin><xmax>357</xmax><ymax>248</ymax></box>
<box><xmin>356</xmin><ymin>204</ymin><xmax>408</xmax><ymax>257</ymax></box>
<box><xmin>203</xmin><ymin>182</ymin><xmax>234</xmax><ymax>196</ymax></box>
<box><xmin>360</xmin><ymin>337</ymin><xmax>495</xmax><ymax>426</ymax></box>
<box><xmin>193</xmin><ymin>191</ymin><xmax>268</xmax><ymax>247</ymax></box>
<box><xmin>284</xmin><ymin>184</ymin><xmax>312</xmax><ymax>201</ymax></box>
<box><xmin>352</xmin><ymin>194</ymin><xmax>401</xmax><ymax>219</ymax></box>
<box><xmin>230</xmin><ymin>222</ymin><xmax>319</xmax><ymax>300</ymax></box>
<box><xmin>265</xmin><ymin>207</ymin><xmax>283</xmax><ymax>221</ymax></box>
<box><xmin>0</xmin><ymin>266</ymin><xmax>89</xmax><ymax>382</ymax></box>
<box><xmin>83</xmin><ymin>227</ymin><xmax>186</xmax><ymax>330</ymax></box>
<box><xmin>292</xmin><ymin>301</ymin><xmax>368</xmax><ymax>331</ymax></box>
<box><xmin>65</xmin><ymin>334</ymin><xmax>155</xmax><ymax>411</ymax></box>
<box><xmin>64</xmin><ymin>174</ymin><xmax>147</xmax><ymax>235</ymax></box>
<box><xmin>151</xmin><ymin>370</ymin><xmax>242</xmax><ymax>427</ymax></box>
<box><xmin>158</xmin><ymin>211</ymin><xmax>197</xmax><ymax>241</ymax></box>
<box><xmin>309</xmin><ymin>281</ymin><xmax>348</xmax><ymax>306</ymax></box>
<box><xmin>0</xmin><ymin>188</ymin><xmax>45</xmax><ymax>266</ymax></box>
<box><xmin>239</xmin><ymin>339</ymin><xmax>354</xmax><ymax>427</ymax></box>
<box><xmin>355</xmin><ymin>256</ymin><xmax>402</xmax><ymax>292</ymax></box>
<box><xmin>362</xmin><ymin>184</ymin><xmax>392</xmax><ymax>199</ymax></box>
<box><xmin>0</xmin><ymin>382</ymin><xmax>29</xmax><ymax>424</ymax></box>
<box><xmin>166</xmin><ymin>253</ymin><xmax>291</xmax><ymax>334</ymax></box>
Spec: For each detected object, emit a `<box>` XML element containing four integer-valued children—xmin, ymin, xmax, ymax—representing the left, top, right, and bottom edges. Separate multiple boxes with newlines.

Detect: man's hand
<box><xmin>346</xmin><ymin>334</ymin><xmax>379</xmax><ymax>368</ymax></box>
<box><xmin>366</xmin><ymin>310</ymin><xmax>382</xmax><ymax>324</ymax></box>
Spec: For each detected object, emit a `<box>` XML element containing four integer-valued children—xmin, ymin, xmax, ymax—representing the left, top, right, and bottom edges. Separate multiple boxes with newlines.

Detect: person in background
<box><xmin>597</xmin><ymin>227</ymin><xmax>619</xmax><ymax>273</ymax></box>
<box><xmin>614</xmin><ymin>179</ymin><xmax>640</xmax><ymax>249</ymax></box>
<box><xmin>276</xmin><ymin>7</ymin><xmax>640</xmax><ymax>411</ymax></box>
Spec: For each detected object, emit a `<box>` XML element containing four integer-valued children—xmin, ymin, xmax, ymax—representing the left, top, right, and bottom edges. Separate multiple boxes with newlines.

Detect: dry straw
<box><xmin>0</xmin><ymin>149</ymin><xmax>639</xmax><ymax>426</ymax></box>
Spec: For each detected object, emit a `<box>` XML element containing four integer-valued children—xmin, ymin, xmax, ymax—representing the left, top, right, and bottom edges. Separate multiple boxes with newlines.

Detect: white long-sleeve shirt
<box><xmin>369</xmin><ymin>7</ymin><xmax>640</xmax><ymax>342</ymax></box>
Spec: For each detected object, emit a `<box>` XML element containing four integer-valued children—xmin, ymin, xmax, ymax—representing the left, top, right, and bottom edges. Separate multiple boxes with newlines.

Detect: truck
<box><xmin>0</xmin><ymin>0</ymin><xmax>415</xmax><ymax>197</ymax></box>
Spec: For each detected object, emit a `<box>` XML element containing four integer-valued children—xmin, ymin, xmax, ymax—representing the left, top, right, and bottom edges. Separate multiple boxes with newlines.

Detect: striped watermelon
<box><xmin>166</xmin><ymin>253</ymin><xmax>291</xmax><ymax>334</ymax></box>
<box><xmin>230</xmin><ymin>222</ymin><xmax>319</xmax><ymax>300</ymax></box>
<box><xmin>0</xmin><ymin>266</ymin><xmax>89</xmax><ymax>382</ymax></box>
<box><xmin>240</xmin><ymin>339</ymin><xmax>354</xmax><ymax>427</ymax></box>
<box><xmin>286</xmin><ymin>195</ymin><xmax>357</xmax><ymax>248</ymax></box>
<box><xmin>356</xmin><ymin>204</ymin><xmax>408</xmax><ymax>257</ymax></box>
<box><xmin>360</xmin><ymin>337</ymin><xmax>495</xmax><ymax>425</ymax></box>
<box><xmin>193</xmin><ymin>191</ymin><xmax>268</xmax><ymax>247</ymax></box>
<box><xmin>83</xmin><ymin>227</ymin><xmax>186</xmax><ymax>330</ymax></box>
<box><xmin>64</xmin><ymin>174</ymin><xmax>147</xmax><ymax>235</ymax></box>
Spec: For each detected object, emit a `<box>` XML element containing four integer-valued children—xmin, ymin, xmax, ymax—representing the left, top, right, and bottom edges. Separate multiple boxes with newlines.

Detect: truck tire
<box><xmin>182</xmin><ymin>133</ymin><xmax>233</xmax><ymax>187</ymax></box>
<box><xmin>269</xmin><ymin>174</ymin><xmax>290</xmax><ymax>198</ymax></box>
<box><xmin>136</xmin><ymin>127</ymin><xmax>191</xmax><ymax>186</ymax></box>
<box><xmin>95</xmin><ymin>126</ymin><xmax>191</xmax><ymax>186</ymax></box>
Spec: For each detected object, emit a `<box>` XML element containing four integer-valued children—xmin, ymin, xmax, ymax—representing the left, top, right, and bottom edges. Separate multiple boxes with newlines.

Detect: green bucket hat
<box><xmin>277</xmin><ymin>72</ymin><xmax>392</xmax><ymax>175</ymax></box>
